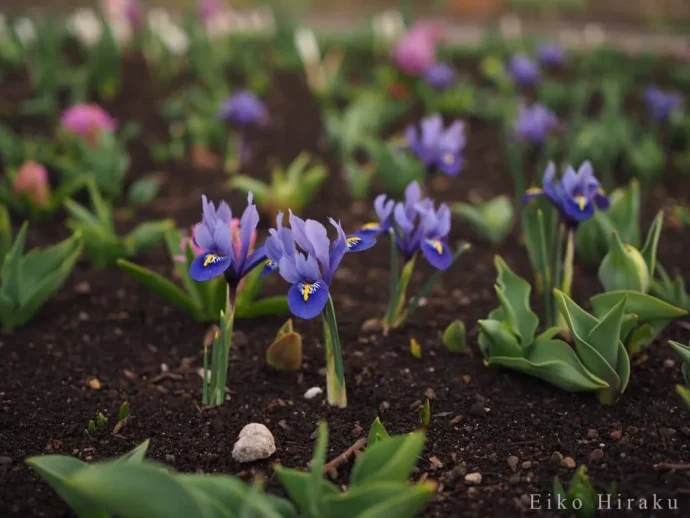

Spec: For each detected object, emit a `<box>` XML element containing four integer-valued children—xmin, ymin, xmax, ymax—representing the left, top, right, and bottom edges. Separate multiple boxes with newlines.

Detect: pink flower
<box><xmin>14</xmin><ymin>161</ymin><xmax>51</xmax><ymax>208</ymax></box>
<box><xmin>174</xmin><ymin>218</ymin><xmax>256</xmax><ymax>263</ymax></box>
<box><xmin>60</xmin><ymin>104</ymin><xmax>117</xmax><ymax>144</ymax></box>
<box><xmin>102</xmin><ymin>0</ymin><xmax>144</xmax><ymax>27</ymax></box>
<box><xmin>198</xmin><ymin>0</ymin><xmax>224</xmax><ymax>23</ymax></box>
<box><xmin>392</xmin><ymin>21</ymin><xmax>445</xmax><ymax>76</ymax></box>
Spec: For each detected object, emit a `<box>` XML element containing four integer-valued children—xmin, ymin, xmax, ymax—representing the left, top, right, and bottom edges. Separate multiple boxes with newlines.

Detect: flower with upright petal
<box><xmin>392</xmin><ymin>21</ymin><xmax>444</xmax><ymax>76</ymax></box>
<box><xmin>218</xmin><ymin>90</ymin><xmax>267</xmax><ymax>128</ymax></box>
<box><xmin>417</xmin><ymin>200</ymin><xmax>452</xmax><ymax>270</ymax></box>
<box><xmin>507</xmin><ymin>54</ymin><xmax>540</xmax><ymax>86</ymax></box>
<box><xmin>537</xmin><ymin>43</ymin><xmax>566</xmax><ymax>67</ymax></box>
<box><xmin>189</xmin><ymin>193</ymin><xmax>265</xmax><ymax>285</ymax></box>
<box><xmin>405</xmin><ymin>114</ymin><xmax>465</xmax><ymax>176</ymax></box>
<box><xmin>175</xmin><ymin>219</ymin><xmax>256</xmax><ymax>263</ymax></box>
<box><xmin>264</xmin><ymin>212</ymin><xmax>375</xmax><ymax>319</ymax></box>
<box><xmin>644</xmin><ymin>85</ymin><xmax>682</xmax><ymax>123</ymax></box>
<box><xmin>356</xmin><ymin>194</ymin><xmax>395</xmax><ymax>236</ymax></box>
<box><xmin>424</xmin><ymin>62</ymin><xmax>455</xmax><ymax>90</ymax></box>
<box><xmin>524</xmin><ymin>162</ymin><xmax>610</xmax><ymax>226</ymax></box>
<box><xmin>60</xmin><ymin>104</ymin><xmax>117</xmax><ymax>143</ymax></box>
<box><xmin>13</xmin><ymin>160</ymin><xmax>51</xmax><ymax>208</ymax></box>
<box><xmin>514</xmin><ymin>103</ymin><xmax>559</xmax><ymax>146</ymax></box>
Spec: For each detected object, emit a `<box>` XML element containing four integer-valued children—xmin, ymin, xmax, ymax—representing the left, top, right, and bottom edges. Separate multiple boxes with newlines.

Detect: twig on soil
<box><xmin>653</xmin><ymin>462</ymin><xmax>690</xmax><ymax>471</ymax></box>
<box><xmin>323</xmin><ymin>437</ymin><xmax>367</xmax><ymax>478</ymax></box>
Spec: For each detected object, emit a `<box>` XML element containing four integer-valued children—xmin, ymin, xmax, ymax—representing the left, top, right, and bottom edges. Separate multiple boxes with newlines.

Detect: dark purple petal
<box><xmin>287</xmin><ymin>280</ymin><xmax>329</xmax><ymax>319</ymax></box>
<box><xmin>189</xmin><ymin>252</ymin><xmax>232</xmax><ymax>282</ymax></box>
<box><xmin>421</xmin><ymin>238</ymin><xmax>452</xmax><ymax>270</ymax></box>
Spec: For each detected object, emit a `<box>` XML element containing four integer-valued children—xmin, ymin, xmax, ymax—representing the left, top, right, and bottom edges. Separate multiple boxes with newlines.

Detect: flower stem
<box><xmin>562</xmin><ymin>229</ymin><xmax>575</xmax><ymax>297</ymax></box>
<box><xmin>322</xmin><ymin>295</ymin><xmax>346</xmax><ymax>408</ymax></box>
<box><xmin>382</xmin><ymin>228</ymin><xmax>400</xmax><ymax>336</ymax></box>
<box><xmin>204</xmin><ymin>285</ymin><xmax>236</xmax><ymax>407</ymax></box>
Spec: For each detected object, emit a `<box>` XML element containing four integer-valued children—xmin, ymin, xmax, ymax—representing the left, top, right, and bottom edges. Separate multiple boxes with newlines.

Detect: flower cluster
<box><xmin>358</xmin><ymin>181</ymin><xmax>452</xmax><ymax>269</ymax></box>
<box><xmin>507</xmin><ymin>54</ymin><xmax>540</xmax><ymax>86</ymax></box>
<box><xmin>405</xmin><ymin>114</ymin><xmax>465</xmax><ymax>177</ymax></box>
<box><xmin>219</xmin><ymin>90</ymin><xmax>268</xmax><ymax>128</ymax></box>
<box><xmin>524</xmin><ymin>162</ymin><xmax>609</xmax><ymax>226</ymax></box>
<box><xmin>262</xmin><ymin>212</ymin><xmax>375</xmax><ymax>319</ymax></box>
<box><xmin>537</xmin><ymin>43</ymin><xmax>566</xmax><ymax>67</ymax></box>
<box><xmin>644</xmin><ymin>85</ymin><xmax>682</xmax><ymax>122</ymax></box>
<box><xmin>514</xmin><ymin>104</ymin><xmax>559</xmax><ymax>146</ymax></box>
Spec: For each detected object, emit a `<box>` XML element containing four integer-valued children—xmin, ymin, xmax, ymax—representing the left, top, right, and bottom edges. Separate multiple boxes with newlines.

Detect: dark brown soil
<box><xmin>1</xmin><ymin>53</ymin><xmax>690</xmax><ymax>518</ymax></box>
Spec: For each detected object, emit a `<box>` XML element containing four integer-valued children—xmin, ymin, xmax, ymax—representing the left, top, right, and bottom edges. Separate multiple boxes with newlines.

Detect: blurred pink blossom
<box><xmin>60</xmin><ymin>104</ymin><xmax>117</xmax><ymax>144</ymax></box>
<box><xmin>102</xmin><ymin>0</ymin><xmax>144</xmax><ymax>27</ymax></box>
<box><xmin>14</xmin><ymin>161</ymin><xmax>51</xmax><ymax>208</ymax></box>
<box><xmin>392</xmin><ymin>21</ymin><xmax>445</xmax><ymax>76</ymax></box>
<box><xmin>174</xmin><ymin>219</ymin><xmax>257</xmax><ymax>263</ymax></box>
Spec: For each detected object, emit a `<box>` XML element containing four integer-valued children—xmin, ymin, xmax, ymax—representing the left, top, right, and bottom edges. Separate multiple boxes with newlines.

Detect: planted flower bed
<box><xmin>1</xmin><ymin>2</ymin><xmax>690</xmax><ymax>517</ymax></box>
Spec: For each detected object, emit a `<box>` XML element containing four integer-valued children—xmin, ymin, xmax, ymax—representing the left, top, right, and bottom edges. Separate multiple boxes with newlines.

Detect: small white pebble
<box><xmin>304</xmin><ymin>387</ymin><xmax>323</xmax><ymax>399</ymax></box>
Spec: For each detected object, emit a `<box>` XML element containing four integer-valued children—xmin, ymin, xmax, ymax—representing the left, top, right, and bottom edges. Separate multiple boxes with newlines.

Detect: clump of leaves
<box><xmin>651</xmin><ymin>263</ymin><xmax>690</xmax><ymax>311</ymax></box>
<box><xmin>669</xmin><ymin>340</ymin><xmax>690</xmax><ymax>409</ymax></box>
<box><xmin>452</xmin><ymin>195</ymin><xmax>514</xmax><ymax>244</ymax></box>
<box><xmin>266</xmin><ymin>319</ymin><xmax>303</xmax><ymax>371</ymax></box>
<box><xmin>231</xmin><ymin>152</ymin><xmax>327</xmax><ymax>219</ymax></box>
<box><xmin>0</xmin><ymin>219</ymin><xmax>82</xmax><ymax>331</ymax></box>
<box><xmin>553</xmin><ymin>465</ymin><xmax>612</xmax><ymax>518</ymax></box>
<box><xmin>442</xmin><ymin>320</ymin><xmax>466</xmax><ymax>353</ymax></box>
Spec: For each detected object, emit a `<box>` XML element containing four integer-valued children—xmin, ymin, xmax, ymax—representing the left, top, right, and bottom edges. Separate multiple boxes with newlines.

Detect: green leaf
<box><xmin>640</xmin><ymin>210</ymin><xmax>663</xmax><ymax>279</ymax></box>
<box><xmin>350</xmin><ymin>482</ymin><xmax>435</xmax><ymax>518</ymax></box>
<box><xmin>127</xmin><ymin>175</ymin><xmax>163</xmax><ymax>205</ymax></box>
<box><xmin>116</xmin><ymin>259</ymin><xmax>202</xmax><ymax>319</ymax></box>
<box><xmin>590</xmin><ymin>291</ymin><xmax>688</xmax><ymax>321</ymax></box>
<box><xmin>366</xmin><ymin>417</ymin><xmax>390</xmax><ymax>447</ymax></box>
<box><xmin>0</xmin><ymin>204</ymin><xmax>11</xmax><ymax>269</ymax></box>
<box><xmin>442</xmin><ymin>320</ymin><xmax>466</xmax><ymax>353</ymax></box>
<box><xmin>598</xmin><ymin>231</ymin><xmax>649</xmax><ymax>293</ymax></box>
<box><xmin>350</xmin><ymin>432</ymin><xmax>425</xmax><ymax>486</ymax></box>
<box><xmin>235</xmin><ymin>296</ymin><xmax>289</xmax><ymax>319</ymax></box>
<box><xmin>125</xmin><ymin>220</ymin><xmax>174</xmax><ymax>256</ymax></box>
<box><xmin>230</xmin><ymin>176</ymin><xmax>270</xmax><ymax>202</ymax></box>
<box><xmin>26</xmin><ymin>455</ymin><xmax>108</xmax><ymax>518</ymax></box>
<box><xmin>493</xmin><ymin>256</ymin><xmax>538</xmax><ymax>346</ymax></box>
<box><xmin>1</xmin><ymin>221</ymin><xmax>28</xmax><ymax>303</ymax></box>
<box><xmin>266</xmin><ymin>331</ymin><xmax>302</xmax><ymax>371</ymax></box>
<box><xmin>20</xmin><ymin>231</ymin><xmax>83</xmax><ymax>299</ymax></box>
<box><xmin>676</xmin><ymin>385</ymin><xmax>690</xmax><ymax>409</ymax></box>
<box><xmin>587</xmin><ymin>294</ymin><xmax>627</xmax><ymax>369</ymax></box>
<box><xmin>452</xmin><ymin>196</ymin><xmax>513</xmax><ymax>244</ymax></box>
<box><xmin>115</xmin><ymin>440</ymin><xmax>150</xmax><ymax>464</ymax></box>
<box><xmin>274</xmin><ymin>467</ymin><xmax>340</xmax><ymax>516</ymax></box>
<box><xmin>477</xmin><ymin>319</ymin><xmax>523</xmax><ymax>358</ymax></box>
<box><xmin>323</xmin><ymin>481</ymin><xmax>435</xmax><ymax>518</ymax></box>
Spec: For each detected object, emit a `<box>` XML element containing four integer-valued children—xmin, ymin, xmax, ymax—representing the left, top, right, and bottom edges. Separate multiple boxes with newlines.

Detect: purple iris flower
<box><xmin>218</xmin><ymin>90</ymin><xmax>267</xmax><ymax>128</ymax></box>
<box><xmin>424</xmin><ymin>63</ymin><xmax>456</xmax><ymax>90</ymax></box>
<box><xmin>537</xmin><ymin>43</ymin><xmax>566</xmax><ymax>67</ymax></box>
<box><xmin>262</xmin><ymin>212</ymin><xmax>376</xmax><ymax>319</ymax></box>
<box><xmin>405</xmin><ymin>114</ymin><xmax>465</xmax><ymax>177</ymax></box>
<box><xmin>514</xmin><ymin>104</ymin><xmax>559</xmax><ymax>146</ymax></box>
<box><xmin>643</xmin><ymin>85</ymin><xmax>682</xmax><ymax>122</ymax></box>
<box><xmin>358</xmin><ymin>182</ymin><xmax>452</xmax><ymax>269</ymax></box>
<box><xmin>523</xmin><ymin>162</ymin><xmax>610</xmax><ymax>227</ymax></box>
<box><xmin>507</xmin><ymin>54</ymin><xmax>541</xmax><ymax>86</ymax></box>
<box><xmin>189</xmin><ymin>194</ymin><xmax>266</xmax><ymax>286</ymax></box>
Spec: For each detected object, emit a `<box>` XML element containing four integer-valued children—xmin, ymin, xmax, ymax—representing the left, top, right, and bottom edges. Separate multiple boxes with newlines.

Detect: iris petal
<box><xmin>287</xmin><ymin>280</ymin><xmax>329</xmax><ymax>319</ymax></box>
<box><xmin>189</xmin><ymin>252</ymin><xmax>232</xmax><ymax>281</ymax></box>
<box><xmin>345</xmin><ymin>233</ymin><xmax>376</xmax><ymax>253</ymax></box>
<box><xmin>437</xmin><ymin>153</ymin><xmax>462</xmax><ymax>177</ymax></box>
<box><xmin>260</xmin><ymin>258</ymin><xmax>278</xmax><ymax>278</ymax></box>
<box><xmin>421</xmin><ymin>239</ymin><xmax>453</xmax><ymax>270</ymax></box>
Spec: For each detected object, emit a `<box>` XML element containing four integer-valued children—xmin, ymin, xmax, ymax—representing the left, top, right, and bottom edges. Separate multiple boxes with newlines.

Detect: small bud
<box><xmin>87</xmin><ymin>419</ymin><xmax>96</xmax><ymax>435</ymax></box>
<box><xmin>420</xmin><ymin>398</ymin><xmax>431</xmax><ymax>428</ymax></box>
<box><xmin>443</xmin><ymin>320</ymin><xmax>466</xmax><ymax>353</ymax></box>
<box><xmin>266</xmin><ymin>331</ymin><xmax>303</xmax><ymax>371</ymax></box>
<box><xmin>410</xmin><ymin>338</ymin><xmax>422</xmax><ymax>359</ymax></box>
<box><xmin>13</xmin><ymin>161</ymin><xmax>51</xmax><ymax>208</ymax></box>
<box><xmin>96</xmin><ymin>412</ymin><xmax>107</xmax><ymax>429</ymax></box>
<box><xmin>118</xmin><ymin>401</ymin><xmax>130</xmax><ymax>421</ymax></box>
<box><xmin>598</xmin><ymin>232</ymin><xmax>649</xmax><ymax>293</ymax></box>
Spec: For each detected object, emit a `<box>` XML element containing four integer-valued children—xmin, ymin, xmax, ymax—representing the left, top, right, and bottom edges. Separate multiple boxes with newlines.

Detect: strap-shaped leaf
<box><xmin>676</xmin><ymin>385</ymin><xmax>690</xmax><ymax>409</ymax></box>
<box><xmin>26</xmin><ymin>455</ymin><xmax>107</xmax><ymax>518</ymax></box>
<box><xmin>367</xmin><ymin>417</ymin><xmax>390</xmax><ymax>447</ymax></box>
<box><xmin>477</xmin><ymin>319</ymin><xmax>523</xmax><ymax>359</ymax></box>
<box><xmin>591</xmin><ymin>291</ymin><xmax>688</xmax><ymax>322</ymax></box>
<box><xmin>350</xmin><ymin>432</ymin><xmax>425</xmax><ymax>486</ymax></box>
<box><xmin>493</xmin><ymin>256</ymin><xmax>538</xmax><ymax>346</ymax></box>
<box><xmin>587</xmin><ymin>295</ymin><xmax>627</xmax><ymax>369</ymax></box>
<box><xmin>323</xmin><ymin>481</ymin><xmax>434</xmax><ymax>518</ymax></box>
<box><xmin>274</xmin><ymin>467</ymin><xmax>339</xmax><ymax>516</ymax></box>
<box><xmin>670</xmin><ymin>341</ymin><xmax>690</xmax><ymax>368</ymax></box>
<box><xmin>1</xmin><ymin>221</ymin><xmax>28</xmax><ymax>304</ymax></box>
<box><xmin>640</xmin><ymin>210</ymin><xmax>663</xmax><ymax>280</ymax></box>
<box><xmin>352</xmin><ymin>482</ymin><xmax>435</xmax><ymax>518</ymax></box>
<box><xmin>20</xmin><ymin>231</ymin><xmax>82</xmax><ymax>300</ymax></box>
<box><xmin>115</xmin><ymin>440</ymin><xmax>150</xmax><ymax>464</ymax></box>
<box><xmin>235</xmin><ymin>296</ymin><xmax>289</xmax><ymax>319</ymax></box>
<box><xmin>116</xmin><ymin>259</ymin><xmax>202</xmax><ymax>320</ymax></box>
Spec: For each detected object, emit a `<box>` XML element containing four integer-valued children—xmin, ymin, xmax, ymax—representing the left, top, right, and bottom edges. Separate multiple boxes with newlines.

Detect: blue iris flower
<box><xmin>507</xmin><ymin>54</ymin><xmax>541</xmax><ymax>86</ymax></box>
<box><xmin>358</xmin><ymin>181</ymin><xmax>453</xmax><ymax>269</ymax></box>
<box><xmin>524</xmin><ymin>162</ymin><xmax>610</xmax><ymax>227</ymax></box>
<box><xmin>514</xmin><ymin>103</ymin><xmax>559</xmax><ymax>146</ymax></box>
<box><xmin>644</xmin><ymin>85</ymin><xmax>682</xmax><ymax>123</ymax></box>
<box><xmin>263</xmin><ymin>212</ymin><xmax>375</xmax><ymax>319</ymax></box>
<box><xmin>405</xmin><ymin>114</ymin><xmax>466</xmax><ymax>177</ymax></box>
<box><xmin>218</xmin><ymin>90</ymin><xmax>267</xmax><ymax>127</ymax></box>
<box><xmin>189</xmin><ymin>194</ymin><xmax>266</xmax><ymax>286</ymax></box>
<box><xmin>538</xmin><ymin>43</ymin><xmax>566</xmax><ymax>67</ymax></box>
<box><xmin>423</xmin><ymin>62</ymin><xmax>456</xmax><ymax>91</ymax></box>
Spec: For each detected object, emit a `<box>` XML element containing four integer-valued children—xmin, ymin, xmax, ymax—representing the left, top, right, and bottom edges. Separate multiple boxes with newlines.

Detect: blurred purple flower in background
<box><xmin>405</xmin><ymin>114</ymin><xmax>465</xmax><ymax>176</ymax></box>
<box><xmin>424</xmin><ymin>62</ymin><xmax>456</xmax><ymax>90</ymax></box>
<box><xmin>537</xmin><ymin>43</ymin><xmax>566</xmax><ymax>67</ymax></box>
<box><xmin>644</xmin><ymin>85</ymin><xmax>682</xmax><ymax>122</ymax></box>
<box><xmin>507</xmin><ymin>54</ymin><xmax>541</xmax><ymax>86</ymax></box>
<box><xmin>514</xmin><ymin>104</ymin><xmax>559</xmax><ymax>146</ymax></box>
<box><xmin>392</xmin><ymin>21</ymin><xmax>444</xmax><ymax>76</ymax></box>
<box><xmin>219</xmin><ymin>90</ymin><xmax>267</xmax><ymax>127</ymax></box>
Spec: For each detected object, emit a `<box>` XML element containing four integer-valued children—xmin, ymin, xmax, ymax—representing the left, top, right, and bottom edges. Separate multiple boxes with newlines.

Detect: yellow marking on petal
<box><xmin>204</xmin><ymin>254</ymin><xmax>218</xmax><ymax>267</ymax></box>
<box><xmin>575</xmin><ymin>195</ymin><xmax>587</xmax><ymax>211</ymax></box>
<box><xmin>442</xmin><ymin>152</ymin><xmax>455</xmax><ymax>165</ymax></box>
<box><xmin>346</xmin><ymin>236</ymin><xmax>361</xmax><ymax>250</ymax></box>
<box><xmin>361</xmin><ymin>222</ymin><xmax>380</xmax><ymax>231</ymax></box>
<box><xmin>526</xmin><ymin>187</ymin><xmax>542</xmax><ymax>195</ymax></box>
<box><xmin>303</xmin><ymin>283</ymin><xmax>311</xmax><ymax>301</ymax></box>
<box><xmin>428</xmin><ymin>239</ymin><xmax>443</xmax><ymax>255</ymax></box>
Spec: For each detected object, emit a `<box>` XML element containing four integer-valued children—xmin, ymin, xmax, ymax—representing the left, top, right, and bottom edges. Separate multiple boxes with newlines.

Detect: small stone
<box><xmin>351</xmin><ymin>424</ymin><xmax>364</xmax><ymax>437</ymax></box>
<box><xmin>74</xmin><ymin>281</ymin><xmax>91</xmax><ymax>294</ymax></box>
<box><xmin>440</xmin><ymin>462</ymin><xmax>467</xmax><ymax>483</ymax></box>
<box><xmin>586</xmin><ymin>428</ymin><xmax>599</xmax><ymax>440</ymax></box>
<box><xmin>361</xmin><ymin>318</ymin><xmax>381</xmax><ymax>333</ymax></box>
<box><xmin>0</xmin><ymin>456</ymin><xmax>12</xmax><ymax>465</ymax></box>
<box><xmin>663</xmin><ymin>358</ymin><xmax>676</xmax><ymax>369</ymax></box>
<box><xmin>550</xmin><ymin>451</ymin><xmax>564</xmax><ymax>467</ymax></box>
<box><xmin>610</xmin><ymin>430</ymin><xmax>622</xmax><ymax>441</ymax></box>
<box><xmin>165</xmin><ymin>454</ymin><xmax>176</xmax><ymax>463</ymax></box>
<box><xmin>429</xmin><ymin>456</ymin><xmax>444</xmax><ymax>470</ymax></box>
<box><xmin>508</xmin><ymin>474</ymin><xmax>521</xmax><ymax>485</ymax></box>
<box><xmin>304</xmin><ymin>387</ymin><xmax>323</xmax><ymax>399</ymax></box>
<box><xmin>464</xmin><ymin>472</ymin><xmax>482</xmax><ymax>485</ymax></box>
<box><xmin>232</xmin><ymin>423</ymin><xmax>276</xmax><ymax>463</ymax></box>
<box><xmin>589</xmin><ymin>449</ymin><xmax>604</xmax><ymax>461</ymax></box>
<box><xmin>450</xmin><ymin>415</ymin><xmax>464</xmax><ymax>425</ymax></box>
<box><xmin>424</xmin><ymin>388</ymin><xmax>437</xmax><ymax>400</ymax></box>
<box><xmin>88</xmin><ymin>378</ymin><xmax>101</xmax><ymax>390</ymax></box>
<box><xmin>562</xmin><ymin>456</ymin><xmax>576</xmax><ymax>469</ymax></box>
<box><xmin>521</xmin><ymin>461</ymin><xmax>532</xmax><ymax>470</ymax></box>
<box><xmin>469</xmin><ymin>401</ymin><xmax>486</xmax><ymax>417</ymax></box>
<box><xmin>507</xmin><ymin>455</ymin><xmax>519</xmax><ymax>472</ymax></box>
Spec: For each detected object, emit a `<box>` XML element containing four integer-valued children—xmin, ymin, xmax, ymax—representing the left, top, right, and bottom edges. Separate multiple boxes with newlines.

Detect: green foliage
<box><xmin>478</xmin><ymin>256</ymin><xmax>607</xmax><ymax>394</ymax></box>
<box><xmin>266</xmin><ymin>319</ymin><xmax>303</xmax><ymax>371</ymax></box>
<box><xmin>363</xmin><ymin>138</ymin><xmax>426</xmax><ymax>197</ymax></box>
<box><xmin>452</xmin><ymin>196</ymin><xmax>514</xmax><ymax>244</ymax></box>
<box><xmin>669</xmin><ymin>340</ymin><xmax>690</xmax><ymax>385</ymax></box>
<box><xmin>26</xmin><ymin>440</ymin><xmax>294</xmax><ymax>518</ymax></box>
<box><xmin>575</xmin><ymin>180</ymin><xmax>640</xmax><ymax>265</ymax></box>
<box><xmin>203</xmin><ymin>307</ymin><xmax>234</xmax><ymax>407</ymax></box>
<box><xmin>626</xmin><ymin>134</ymin><xmax>665</xmax><ymax>183</ymax></box>
<box><xmin>652</xmin><ymin>263</ymin><xmax>690</xmax><ymax>310</ymax></box>
<box><xmin>442</xmin><ymin>320</ymin><xmax>466</xmax><ymax>353</ymax></box>
<box><xmin>231</xmin><ymin>152</ymin><xmax>327</xmax><ymax>218</ymax></box>
<box><xmin>366</xmin><ymin>417</ymin><xmax>390</xmax><ymax>447</ymax></box>
<box><xmin>274</xmin><ymin>422</ymin><xmax>434</xmax><ymax>518</ymax></box>
<box><xmin>117</xmin><ymin>229</ymin><xmax>288</xmax><ymax>321</ymax></box>
<box><xmin>65</xmin><ymin>181</ymin><xmax>172</xmax><ymax>268</ymax></box>
<box><xmin>420</xmin><ymin>399</ymin><xmax>431</xmax><ymax>429</ymax></box>
<box><xmin>552</xmin><ymin>466</ymin><xmax>602</xmax><ymax>518</ymax></box>
<box><xmin>0</xmin><ymin>222</ymin><xmax>82</xmax><ymax>330</ymax></box>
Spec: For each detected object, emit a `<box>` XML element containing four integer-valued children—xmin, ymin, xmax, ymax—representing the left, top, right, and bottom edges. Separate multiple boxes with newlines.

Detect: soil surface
<box><xmin>1</xmin><ymin>52</ymin><xmax>690</xmax><ymax>518</ymax></box>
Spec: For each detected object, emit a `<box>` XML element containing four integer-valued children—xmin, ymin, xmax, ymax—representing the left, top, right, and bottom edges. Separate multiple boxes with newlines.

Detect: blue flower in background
<box><xmin>524</xmin><ymin>162</ymin><xmax>610</xmax><ymax>226</ymax></box>
<box><xmin>507</xmin><ymin>54</ymin><xmax>541</xmax><ymax>86</ymax></box>
<box><xmin>537</xmin><ymin>43</ymin><xmax>566</xmax><ymax>67</ymax></box>
<box><xmin>189</xmin><ymin>194</ymin><xmax>266</xmax><ymax>285</ymax></box>
<box><xmin>218</xmin><ymin>90</ymin><xmax>267</xmax><ymax>127</ymax></box>
<box><xmin>424</xmin><ymin>62</ymin><xmax>456</xmax><ymax>90</ymax></box>
<box><xmin>405</xmin><ymin>114</ymin><xmax>466</xmax><ymax>177</ymax></box>
<box><xmin>514</xmin><ymin>104</ymin><xmax>559</xmax><ymax>146</ymax></box>
<box><xmin>644</xmin><ymin>85</ymin><xmax>682</xmax><ymax>122</ymax></box>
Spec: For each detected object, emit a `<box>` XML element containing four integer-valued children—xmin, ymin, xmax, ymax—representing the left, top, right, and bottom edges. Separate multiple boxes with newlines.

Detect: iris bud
<box><xmin>598</xmin><ymin>231</ymin><xmax>650</xmax><ymax>293</ymax></box>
